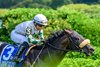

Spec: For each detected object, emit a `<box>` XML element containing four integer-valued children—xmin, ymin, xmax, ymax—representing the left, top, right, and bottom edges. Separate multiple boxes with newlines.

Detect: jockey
<box><xmin>10</xmin><ymin>14</ymin><xmax>48</xmax><ymax>62</ymax></box>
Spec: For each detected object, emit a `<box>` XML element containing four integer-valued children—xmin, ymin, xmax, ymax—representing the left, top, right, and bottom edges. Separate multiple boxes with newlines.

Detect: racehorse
<box><xmin>0</xmin><ymin>28</ymin><xmax>94</xmax><ymax>67</ymax></box>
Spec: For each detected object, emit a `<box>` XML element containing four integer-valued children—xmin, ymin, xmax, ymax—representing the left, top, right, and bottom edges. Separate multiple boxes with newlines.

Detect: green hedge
<box><xmin>58</xmin><ymin>58</ymin><xmax>100</xmax><ymax>67</ymax></box>
<box><xmin>58</xmin><ymin>47</ymin><xmax>100</xmax><ymax>67</ymax></box>
<box><xmin>0</xmin><ymin>8</ymin><xmax>71</xmax><ymax>43</ymax></box>
<box><xmin>0</xmin><ymin>5</ymin><xmax>100</xmax><ymax>46</ymax></box>
<box><xmin>57</xmin><ymin>5</ymin><xmax>100</xmax><ymax>46</ymax></box>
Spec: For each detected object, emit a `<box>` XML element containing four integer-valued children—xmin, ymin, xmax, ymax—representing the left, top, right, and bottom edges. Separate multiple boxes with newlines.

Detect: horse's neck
<box><xmin>26</xmin><ymin>34</ymin><xmax>70</xmax><ymax>66</ymax></box>
<box><xmin>45</xmin><ymin>35</ymin><xmax>69</xmax><ymax>58</ymax></box>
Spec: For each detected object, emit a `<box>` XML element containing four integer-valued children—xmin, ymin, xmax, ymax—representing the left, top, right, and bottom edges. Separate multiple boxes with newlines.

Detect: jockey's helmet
<box><xmin>33</xmin><ymin>14</ymin><xmax>48</xmax><ymax>26</ymax></box>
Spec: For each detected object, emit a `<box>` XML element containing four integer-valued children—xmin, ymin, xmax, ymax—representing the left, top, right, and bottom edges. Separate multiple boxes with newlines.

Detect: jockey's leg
<box><xmin>17</xmin><ymin>41</ymin><xmax>29</xmax><ymax>57</ymax></box>
<box><xmin>12</xmin><ymin>41</ymin><xmax>29</xmax><ymax>62</ymax></box>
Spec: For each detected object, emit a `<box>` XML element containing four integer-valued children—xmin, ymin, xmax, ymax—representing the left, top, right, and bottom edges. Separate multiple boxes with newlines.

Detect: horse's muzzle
<box><xmin>82</xmin><ymin>45</ymin><xmax>94</xmax><ymax>56</ymax></box>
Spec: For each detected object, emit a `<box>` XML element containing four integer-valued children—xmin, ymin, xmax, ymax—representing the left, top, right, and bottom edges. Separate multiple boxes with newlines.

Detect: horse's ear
<box><xmin>64</xmin><ymin>29</ymin><xmax>72</xmax><ymax>34</ymax></box>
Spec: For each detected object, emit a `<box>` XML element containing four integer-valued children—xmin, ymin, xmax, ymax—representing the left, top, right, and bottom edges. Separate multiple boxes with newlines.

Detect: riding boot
<box><xmin>12</xmin><ymin>41</ymin><xmax>29</xmax><ymax>62</ymax></box>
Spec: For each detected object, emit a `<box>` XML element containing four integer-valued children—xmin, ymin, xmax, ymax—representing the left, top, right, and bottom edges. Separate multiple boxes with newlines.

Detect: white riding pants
<box><xmin>10</xmin><ymin>30</ymin><xmax>28</xmax><ymax>45</ymax></box>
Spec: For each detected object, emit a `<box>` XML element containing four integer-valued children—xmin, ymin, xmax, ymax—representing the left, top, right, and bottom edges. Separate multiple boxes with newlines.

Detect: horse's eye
<box><xmin>72</xmin><ymin>36</ymin><xmax>79</xmax><ymax>40</ymax></box>
<box><xmin>74</xmin><ymin>37</ymin><xmax>79</xmax><ymax>40</ymax></box>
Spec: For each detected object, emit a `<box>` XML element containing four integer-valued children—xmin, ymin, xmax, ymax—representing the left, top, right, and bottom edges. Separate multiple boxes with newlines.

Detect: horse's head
<box><xmin>64</xmin><ymin>29</ymin><xmax>94</xmax><ymax>56</ymax></box>
<box><xmin>46</xmin><ymin>28</ymin><xmax>94</xmax><ymax>56</ymax></box>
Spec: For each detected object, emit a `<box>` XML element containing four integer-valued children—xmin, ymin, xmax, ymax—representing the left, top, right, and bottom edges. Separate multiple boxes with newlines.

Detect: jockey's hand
<box><xmin>41</xmin><ymin>40</ymin><xmax>45</xmax><ymax>43</ymax></box>
<box><xmin>31</xmin><ymin>44</ymin><xmax>37</xmax><ymax>47</ymax></box>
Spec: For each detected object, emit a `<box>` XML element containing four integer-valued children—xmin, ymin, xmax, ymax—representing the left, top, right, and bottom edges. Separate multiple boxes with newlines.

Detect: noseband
<box><xmin>46</xmin><ymin>30</ymin><xmax>82</xmax><ymax>52</ymax></box>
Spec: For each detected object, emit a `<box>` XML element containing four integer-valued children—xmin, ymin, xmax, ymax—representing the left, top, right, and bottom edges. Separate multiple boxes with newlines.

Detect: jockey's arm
<box><xmin>27</xmin><ymin>35</ymin><xmax>43</xmax><ymax>45</ymax></box>
<box><xmin>25</xmin><ymin>27</ymin><xmax>44</xmax><ymax>46</ymax></box>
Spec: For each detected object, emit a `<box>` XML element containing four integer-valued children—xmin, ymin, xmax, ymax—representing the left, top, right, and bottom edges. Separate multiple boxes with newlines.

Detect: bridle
<box><xmin>46</xmin><ymin>30</ymin><xmax>82</xmax><ymax>52</ymax></box>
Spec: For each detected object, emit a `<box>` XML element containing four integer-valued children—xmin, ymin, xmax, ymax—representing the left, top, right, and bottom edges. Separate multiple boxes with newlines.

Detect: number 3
<box><xmin>3</xmin><ymin>46</ymin><xmax>15</xmax><ymax>60</ymax></box>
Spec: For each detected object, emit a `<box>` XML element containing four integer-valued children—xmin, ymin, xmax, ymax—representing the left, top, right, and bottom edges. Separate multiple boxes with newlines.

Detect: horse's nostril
<box><xmin>89</xmin><ymin>48</ymin><xmax>94</xmax><ymax>55</ymax></box>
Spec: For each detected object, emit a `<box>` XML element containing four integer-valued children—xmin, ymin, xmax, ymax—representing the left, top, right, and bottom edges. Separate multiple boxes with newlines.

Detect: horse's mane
<box><xmin>46</xmin><ymin>28</ymin><xmax>84</xmax><ymax>45</ymax></box>
<box><xmin>46</xmin><ymin>30</ymin><xmax>64</xmax><ymax>43</ymax></box>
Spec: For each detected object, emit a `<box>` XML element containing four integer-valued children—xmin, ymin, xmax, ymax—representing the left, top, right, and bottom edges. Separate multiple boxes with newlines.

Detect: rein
<box><xmin>32</xmin><ymin>45</ymin><xmax>45</xmax><ymax>66</ymax></box>
<box><xmin>47</xmin><ymin>42</ymin><xmax>71</xmax><ymax>52</ymax></box>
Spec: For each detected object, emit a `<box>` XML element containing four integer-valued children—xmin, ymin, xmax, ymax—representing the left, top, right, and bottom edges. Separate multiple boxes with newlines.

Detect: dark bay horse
<box><xmin>0</xmin><ymin>28</ymin><xmax>94</xmax><ymax>67</ymax></box>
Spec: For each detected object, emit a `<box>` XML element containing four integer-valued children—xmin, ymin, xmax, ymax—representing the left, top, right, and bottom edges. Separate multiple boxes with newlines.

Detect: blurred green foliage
<box><xmin>0</xmin><ymin>4</ymin><xmax>100</xmax><ymax>46</ymax></box>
